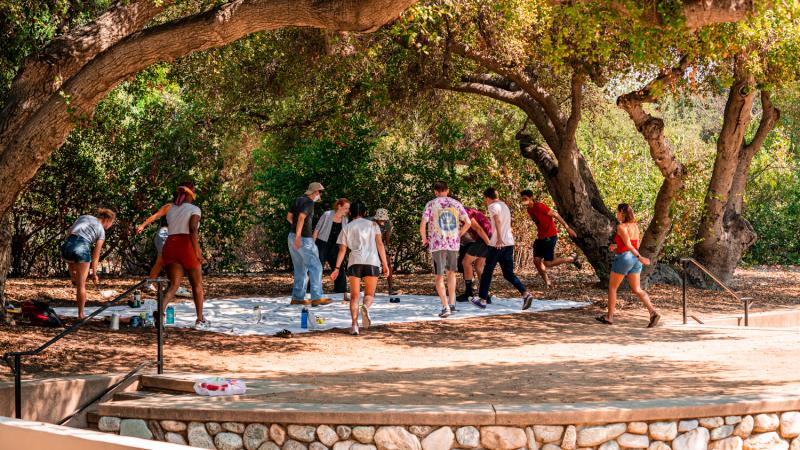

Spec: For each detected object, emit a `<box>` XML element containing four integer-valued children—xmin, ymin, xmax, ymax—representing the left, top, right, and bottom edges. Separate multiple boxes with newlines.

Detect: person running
<box><xmin>520</xmin><ymin>190</ymin><xmax>582</xmax><ymax>288</ymax></box>
<box><xmin>287</xmin><ymin>182</ymin><xmax>330</xmax><ymax>306</ymax></box>
<box><xmin>331</xmin><ymin>202</ymin><xmax>390</xmax><ymax>335</ymax></box>
<box><xmin>459</xmin><ymin>206</ymin><xmax>492</xmax><ymax>301</ymax></box>
<box><xmin>369</xmin><ymin>208</ymin><xmax>396</xmax><ymax>295</ymax></box>
<box><xmin>61</xmin><ymin>209</ymin><xmax>116</xmax><ymax>318</ymax></box>
<box><xmin>597</xmin><ymin>203</ymin><xmax>661</xmax><ymax>327</ymax></box>
<box><xmin>420</xmin><ymin>181</ymin><xmax>471</xmax><ymax>318</ymax></box>
<box><xmin>474</xmin><ymin>187</ymin><xmax>535</xmax><ymax>310</ymax></box>
<box><xmin>159</xmin><ymin>182</ymin><xmax>207</xmax><ymax>328</ymax></box>
<box><xmin>314</xmin><ymin>198</ymin><xmax>350</xmax><ymax>298</ymax></box>
<box><xmin>136</xmin><ymin>211</ymin><xmax>191</xmax><ymax>297</ymax></box>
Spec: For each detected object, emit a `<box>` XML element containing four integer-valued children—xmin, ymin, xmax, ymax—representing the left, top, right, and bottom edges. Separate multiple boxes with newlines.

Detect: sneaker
<box><xmin>360</xmin><ymin>304</ymin><xmax>371</xmax><ymax>329</ymax></box>
<box><xmin>438</xmin><ymin>308</ymin><xmax>451</xmax><ymax>318</ymax></box>
<box><xmin>572</xmin><ymin>253</ymin><xmax>583</xmax><ymax>270</ymax></box>
<box><xmin>455</xmin><ymin>292</ymin><xmax>470</xmax><ymax>303</ymax></box>
<box><xmin>470</xmin><ymin>297</ymin><xmax>487</xmax><ymax>309</ymax></box>
<box><xmin>194</xmin><ymin>318</ymin><xmax>210</xmax><ymax>330</ymax></box>
<box><xmin>311</xmin><ymin>297</ymin><xmax>332</xmax><ymax>307</ymax></box>
<box><xmin>350</xmin><ymin>326</ymin><xmax>360</xmax><ymax>336</ymax></box>
<box><xmin>449</xmin><ymin>304</ymin><xmax>457</xmax><ymax>313</ymax></box>
<box><xmin>290</xmin><ymin>298</ymin><xmax>310</xmax><ymax>305</ymax></box>
<box><xmin>176</xmin><ymin>287</ymin><xmax>192</xmax><ymax>298</ymax></box>
<box><xmin>647</xmin><ymin>312</ymin><xmax>661</xmax><ymax>328</ymax></box>
<box><xmin>522</xmin><ymin>293</ymin><xmax>534</xmax><ymax>311</ymax></box>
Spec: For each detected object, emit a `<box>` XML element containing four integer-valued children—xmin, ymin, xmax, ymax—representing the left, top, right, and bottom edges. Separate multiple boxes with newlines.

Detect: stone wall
<box><xmin>97</xmin><ymin>412</ymin><xmax>800</xmax><ymax>450</ymax></box>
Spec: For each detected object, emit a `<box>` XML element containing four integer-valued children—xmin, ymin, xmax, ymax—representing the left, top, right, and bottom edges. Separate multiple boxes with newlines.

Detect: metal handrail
<box><xmin>680</xmin><ymin>258</ymin><xmax>753</xmax><ymax>326</ymax></box>
<box><xmin>2</xmin><ymin>277</ymin><xmax>167</xmax><ymax>419</ymax></box>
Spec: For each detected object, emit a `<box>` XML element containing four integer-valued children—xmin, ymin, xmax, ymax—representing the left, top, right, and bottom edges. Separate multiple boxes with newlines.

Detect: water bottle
<box><xmin>301</xmin><ymin>307</ymin><xmax>309</xmax><ymax>329</ymax></box>
<box><xmin>308</xmin><ymin>311</ymin><xmax>317</xmax><ymax>330</ymax></box>
<box><xmin>166</xmin><ymin>305</ymin><xmax>175</xmax><ymax>325</ymax></box>
<box><xmin>110</xmin><ymin>313</ymin><xmax>120</xmax><ymax>330</ymax></box>
<box><xmin>253</xmin><ymin>305</ymin><xmax>262</xmax><ymax>324</ymax></box>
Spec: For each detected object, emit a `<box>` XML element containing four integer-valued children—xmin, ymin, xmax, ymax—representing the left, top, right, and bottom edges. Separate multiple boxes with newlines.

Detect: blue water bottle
<box><xmin>301</xmin><ymin>307</ymin><xmax>309</xmax><ymax>329</ymax></box>
<box><xmin>166</xmin><ymin>305</ymin><xmax>175</xmax><ymax>325</ymax></box>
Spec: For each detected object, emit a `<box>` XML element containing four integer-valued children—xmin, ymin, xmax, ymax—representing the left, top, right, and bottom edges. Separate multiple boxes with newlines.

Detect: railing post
<box><xmin>744</xmin><ymin>298</ymin><xmax>749</xmax><ymax>327</ymax></box>
<box><xmin>156</xmin><ymin>280</ymin><xmax>164</xmax><ymax>375</ymax></box>
<box><xmin>681</xmin><ymin>260</ymin><xmax>688</xmax><ymax>325</ymax></box>
<box><xmin>14</xmin><ymin>355</ymin><xmax>21</xmax><ymax>419</ymax></box>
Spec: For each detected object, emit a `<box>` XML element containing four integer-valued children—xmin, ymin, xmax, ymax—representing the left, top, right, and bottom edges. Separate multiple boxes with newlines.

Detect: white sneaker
<box><xmin>176</xmin><ymin>287</ymin><xmax>192</xmax><ymax>298</ymax></box>
<box><xmin>194</xmin><ymin>319</ymin><xmax>210</xmax><ymax>330</ymax></box>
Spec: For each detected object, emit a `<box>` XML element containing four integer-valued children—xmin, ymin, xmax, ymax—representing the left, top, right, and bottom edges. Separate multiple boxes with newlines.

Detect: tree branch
<box><xmin>563</xmin><ymin>71</ymin><xmax>585</xmax><ymax>148</ymax></box>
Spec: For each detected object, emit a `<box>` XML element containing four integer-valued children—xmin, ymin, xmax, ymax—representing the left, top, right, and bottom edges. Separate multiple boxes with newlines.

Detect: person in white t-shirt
<box><xmin>331</xmin><ymin>202</ymin><xmax>390</xmax><ymax>336</ymax></box>
<box><xmin>473</xmin><ymin>187</ymin><xmax>534</xmax><ymax>310</ymax></box>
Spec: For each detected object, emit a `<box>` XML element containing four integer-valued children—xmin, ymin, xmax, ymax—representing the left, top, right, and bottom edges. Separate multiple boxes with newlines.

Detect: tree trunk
<box><xmin>0</xmin><ymin>211</ymin><xmax>12</xmax><ymax>312</ymax></box>
<box><xmin>616</xmin><ymin>57</ymin><xmax>690</xmax><ymax>286</ymax></box>
<box><xmin>691</xmin><ymin>60</ymin><xmax>780</xmax><ymax>287</ymax></box>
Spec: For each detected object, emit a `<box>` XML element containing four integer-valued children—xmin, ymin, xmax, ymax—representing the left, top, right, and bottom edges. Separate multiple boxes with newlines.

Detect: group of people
<box><xmin>59</xmin><ymin>179</ymin><xmax>661</xmax><ymax>332</ymax></box>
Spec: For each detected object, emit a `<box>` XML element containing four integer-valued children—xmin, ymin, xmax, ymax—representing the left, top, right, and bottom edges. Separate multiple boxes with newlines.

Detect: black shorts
<box><xmin>533</xmin><ymin>236</ymin><xmax>558</xmax><ymax>261</ymax></box>
<box><xmin>347</xmin><ymin>264</ymin><xmax>381</xmax><ymax>278</ymax></box>
<box><xmin>465</xmin><ymin>240</ymin><xmax>488</xmax><ymax>258</ymax></box>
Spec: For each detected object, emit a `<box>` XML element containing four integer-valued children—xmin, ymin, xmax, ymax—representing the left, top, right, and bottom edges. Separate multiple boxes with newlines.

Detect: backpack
<box><xmin>22</xmin><ymin>300</ymin><xmax>64</xmax><ymax>327</ymax></box>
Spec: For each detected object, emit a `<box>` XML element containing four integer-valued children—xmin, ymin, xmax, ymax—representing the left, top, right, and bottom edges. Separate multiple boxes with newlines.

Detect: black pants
<box><xmin>479</xmin><ymin>245</ymin><xmax>526</xmax><ymax>299</ymax></box>
<box><xmin>316</xmin><ymin>239</ymin><xmax>348</xmax><ymax>294</ymax></box>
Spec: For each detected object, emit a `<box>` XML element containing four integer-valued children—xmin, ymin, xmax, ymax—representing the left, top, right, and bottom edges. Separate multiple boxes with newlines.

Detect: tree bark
<box><xmin>691</xmin><ymin>59</ymin><xmax>780</xmax><ymax>287</ymax></box>
<box><xmin>616</xmin><ymin>57</ymin><xmax>690</xmax><ymax>285</ymax></box>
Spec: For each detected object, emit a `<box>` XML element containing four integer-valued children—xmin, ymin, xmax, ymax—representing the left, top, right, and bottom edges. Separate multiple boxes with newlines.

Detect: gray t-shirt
<box><xmin>69</xmin><ymin>215</ymin><xmax>105</xmax><ymax>244</ymax></box>
<box><xmin>337</xmin><ymin>218</ymin><xmax>382</xmax><ymax>267</ymax></box>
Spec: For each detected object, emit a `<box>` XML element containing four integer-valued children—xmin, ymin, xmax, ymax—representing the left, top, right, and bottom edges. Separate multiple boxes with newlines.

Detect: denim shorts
<box><xmin>61</xmin><ymin>235</ymin><xmax>92</xmax><ymax>263</ymax></box>
<box><xmin>612</xmin><ymin>251</ymin><xmax>643</xmax><ymax>275</ymax></box>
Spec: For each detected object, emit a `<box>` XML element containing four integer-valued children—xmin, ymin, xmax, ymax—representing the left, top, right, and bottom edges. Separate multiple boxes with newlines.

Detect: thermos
<box><xmin>301</xmin><ymin>307</ymin><xmax>309</xmax><ymax>329</ymax></box>
<box><xmin>110</xmin><ymin>313</ymin><xmax>120</xmax><ymax>330</ymax></box>
<box><xmin>166</xmin><ymin>305</ymin><xmax>175</xmax><ymax>325</ymax></box>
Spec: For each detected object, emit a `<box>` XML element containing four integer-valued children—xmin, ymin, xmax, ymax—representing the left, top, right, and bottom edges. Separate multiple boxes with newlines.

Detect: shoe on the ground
<box><xmin>360</xmin><ymin>304</ymin><xmax>371</xmax><ymax>329</ymax></box>
<box><xmin>522</xmin><ymin>293</ymin><xmax>534</xmax><ymax>311</ymax></box>
<box><xmin>455</xmin><ymin>292</ymin><xmax>470</xmax><ymax>302</ymax></box>
<box><xmin>438</xmin><ymin>307</ymin><xmax>451</xmax><ymax>318</ymax></box>
<box><xmin>572</xmin><ymin>253</ymin><xmax>583</xmax><ymax>270</ymax></box>
<box><xmin>350</xmin><ymin>326</ymin><xmax>359</xmax><ymax>336</ymax></box>
<box><xmin>290</xmin><ymin>298</ymin><xmax>310</xmax><ymax>305</ymax></box>
<box><xmin>647</xmin><ymin>312</ymin><xmax>661</xmax><ymax>328</ymax></box>
<box><xmin>311</xmin><ymin>297</ymin><xmax>332</xmax><ymax>307</ymax></box>
<box><xmin>194</xmin><ymin>318</ymin><xmax>210</xmax><ymax>330</ymax></box>
<box><xmin>176</xmin><ymin>286</ymin><xmax>192</xmax><ymax>298</ymax></box>
<box><xmin>145</xmin><ymin>283</ymin><xmax>158</xmax><ymax>293</ymax></box>
<box><xmin>470</xmin><ymin>297</ymin><xmax>487</xmax><ymax>309</ymax></box>
<box><xmin>486</xmin><ymin>293</ymin><xmax>493</xmax><ymax>304</ymax></box>
<box><xmin>449</xmin><ymin>304</ymin><xmax>457</xmax><ymax>313</ymax></box>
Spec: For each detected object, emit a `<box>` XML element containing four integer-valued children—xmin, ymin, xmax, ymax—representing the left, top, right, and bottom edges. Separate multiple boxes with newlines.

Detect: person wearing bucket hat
<box><xmin>368</xmin><ymin>208</ymin><xmax>395</xmax><ymax>296</ymax></box>
<box><xmin>287</xmin><ymin>182</ymin><xmax>330</xmax><ymax>306</ymax></box>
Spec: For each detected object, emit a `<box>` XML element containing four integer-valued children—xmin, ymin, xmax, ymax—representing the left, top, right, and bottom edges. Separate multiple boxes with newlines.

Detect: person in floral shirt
<box><xmin>420</xmin><ymin>181</ymin><xmax>471</xmax><ymax>318</ymax></box>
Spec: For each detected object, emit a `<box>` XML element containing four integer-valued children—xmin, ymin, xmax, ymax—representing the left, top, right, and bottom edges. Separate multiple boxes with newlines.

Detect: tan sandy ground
<box><xmin>1</xmin><ymin>266</ymin><xmax>799</xmax><ymax>405</ymax></box>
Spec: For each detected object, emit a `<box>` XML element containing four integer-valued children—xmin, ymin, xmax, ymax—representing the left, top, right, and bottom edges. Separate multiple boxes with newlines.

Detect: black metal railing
<box><xmin>2</xmin><ymin>278</ymin><xmax>167</xmax><ymax>419</ymax></box>
<box><xmin>680</xmin><ymin>258</ymin><xmax>753</xmax><ymax>326</ymax></box>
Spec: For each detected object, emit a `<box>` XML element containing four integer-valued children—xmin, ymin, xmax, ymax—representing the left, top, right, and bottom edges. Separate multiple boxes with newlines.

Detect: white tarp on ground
<box><xmin>53</xmin><ymin>294</ymin><xmax>588</xmax><ymax>336</ymax></box>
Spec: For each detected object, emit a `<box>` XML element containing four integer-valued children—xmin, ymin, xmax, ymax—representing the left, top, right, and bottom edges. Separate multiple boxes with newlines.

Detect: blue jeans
<box><xmin>479</xmin><ymin>245</ymin><xmax>527</xmax><ymax>299</ymax></box>
<box><xmin>288</xmin><ymin>233</ymin><xmax>324</xmax><ymax>300</ymax></box>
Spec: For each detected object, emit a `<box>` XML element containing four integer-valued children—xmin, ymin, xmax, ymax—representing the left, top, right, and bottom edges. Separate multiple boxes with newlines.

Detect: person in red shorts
<box><xmin>160</xmin><ymin>182</ymin><xmax>207</xmax><ymax>328</ymax></box>
<box><xmin>520</xmin><ymin>190</ymin><xmax>582</xmax><ymax>289</ymax></box>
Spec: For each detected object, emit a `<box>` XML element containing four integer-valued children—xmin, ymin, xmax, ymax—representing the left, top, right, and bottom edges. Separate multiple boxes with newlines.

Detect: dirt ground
<box><xmin>1</xmin><ymin>266</ymin><xmax>799</xmax><ymax>405</ymax></box>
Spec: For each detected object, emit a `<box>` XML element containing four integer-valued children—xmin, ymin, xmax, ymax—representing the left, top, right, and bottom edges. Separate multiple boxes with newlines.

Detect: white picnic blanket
<box><xmin>53</xmin><ymin>294</ymin><xmax>588</xmax><ymax>336</ymax></box>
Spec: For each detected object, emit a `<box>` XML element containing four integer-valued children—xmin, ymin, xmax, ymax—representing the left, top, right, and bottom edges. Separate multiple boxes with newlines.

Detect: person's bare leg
<box><xmin>606</xmin><ymin>272</ymin><xmax>625</xmax><ymax>322</ymax></box>
<box><xmin>162</xmin><ymin>263</ymin><xmax>183</xmax><ymax>312</ymax></box>
<box><xmin>363</xmin><ymin>276</ymin><xmax>377</xmax><ymax>309</ymax></box>
<box><xmin>149</xmin><ymin>255</ymin><xmax>164</xmax><ymax>279</ymax></box>
<box><xmin>475</xmin><ymin>257</ymin><xmax>485</xmax><ymax>281</ymax></box>
<box><xmin>627</xmin><ymin>273</ymin><xmax>656</xmax><ymax>315</ymax></box>
<box><xmin>434</xmin><ymin>275</ymin><xmax>447</xmax><ymax>307</ymax></box>
<box><xmin>533</xmin><ymin>258</ymin><xmax>551</xmax><ymax>287</ymax></box>
<box><xmin>73</xmin><ymin>262</ymin><xmax>90</xmax><ymax>319</ymax></box>
<box><xmin>446</xmin><ymin>271</ymin><xmax>457</xmax><ymax>306</ymax></box>
<box><xmin>348</xmin><ymin>276</ymin><xmax>361</xmax><ymax>332</ymax></box>
<box><xmin>463</xmin><ymin>254</ymin><xmax>475</xmax><ymax>284</ymax></box>
<box><xmin>185</xmin><ymin>267</ymin><xmax>205</xmax><ymax>321</ymax></box>
<box><xmin>544</xmin><ymin>256</ymin><xmax>575</xmax><ymax>268</ymax></box>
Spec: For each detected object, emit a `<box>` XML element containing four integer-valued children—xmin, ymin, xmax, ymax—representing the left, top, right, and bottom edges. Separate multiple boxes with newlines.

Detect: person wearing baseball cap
<box><xmin>287</xmin><ymin>182</ymin><xmax>330</xmax><ymax>306</ymax></box>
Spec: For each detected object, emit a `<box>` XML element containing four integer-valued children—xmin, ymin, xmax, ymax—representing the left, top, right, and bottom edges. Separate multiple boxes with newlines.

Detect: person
<box><xmin>314</xmin><ymin>198</ymin><xmax>350</xmax><ymax>298</ymax></box>
<box><xmin>420</xmin><ymin>181</ymin><xmax>471</xmax><ymax>318</ymax></box>
<box><xmin>520</xmin><ymin>190</ymin><xmax>582</xmax><ymax>288</ymax></box>
<box><xmin>61</xmin><ymin>209</ymin><xmax>116</xmax><ymax>318</ymax></box>
<box><xmin>458</xmin><ymin>206</ymin><xmax>492</xmax><ymax>301</ymax></box>
<box><xmin>331</xmin><ymin>202</ymin><xmax>390</xmax><ymax>335</ymax></box>
<box><xmin>473</xmin><ymin>187</ymin><xmax>535</xmax><ymax>310</ymax></box>
<box><xmin>159</xmin><ymin>182</ymin><xmax>207</xmax><ymax>328</ymax></box>
<box><xmin>597</xmin><ymin>203</ymin><xmax>661</xmax><ymax>327</ymax></box>
<box><xmin>369</xmin><ymin>208</ymin><xmax>396</xmax><ymax>295</ymax></box>
<box><xmin>287</xmin><ymin>182</ymin><xmax>330</xmax><ymax>306</ymax></box>
<box><xmin>136</xmin><ymin>212</ymin><xmax>191</xmax><ymax>297</ymax></box>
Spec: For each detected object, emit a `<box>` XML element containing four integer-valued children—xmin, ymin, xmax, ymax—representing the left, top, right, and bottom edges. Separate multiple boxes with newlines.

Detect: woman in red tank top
<box><xmin>596</xmin><ymin>204</ymin><xmax>661</xmax><ymax>328</ymax></box>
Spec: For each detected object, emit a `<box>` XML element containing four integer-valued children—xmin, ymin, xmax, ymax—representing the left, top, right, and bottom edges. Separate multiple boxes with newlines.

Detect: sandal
<box><xmin>275</xmin><ymin>329</ymin><xmax>293</xmax><ymax>338</ymax></box>
<box><xmin>595</xmin><ymin>315</ymin><xmax>614</xmax><ymax>325</ymax></box>
<box><xmin>647</xmin><ymin>312</ymin><xmax>661</xmax><ymax>328</ymax></box>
